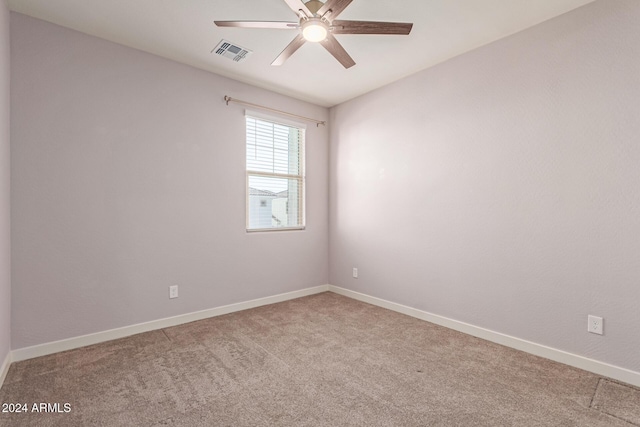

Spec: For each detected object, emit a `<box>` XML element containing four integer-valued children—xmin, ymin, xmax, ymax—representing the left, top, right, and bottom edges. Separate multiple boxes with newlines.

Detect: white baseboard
<box><xmin>8</xmin><ymin>283</ymin><xmax>639</xmax><ymax>389</ymax></box>
<box><xmin>12</xmin><ymin>285</ymin><xmax>330</xmax><ymax>363</ymax></box>
<box><xmin>328</xmin><ymin>285</ymin><xmax>640</xmax><ymax>388</ymax></box>
<box><xmin>0</xmin><ymin>350</ymin><xmax>11</xmax><ymax>390</ymax></box>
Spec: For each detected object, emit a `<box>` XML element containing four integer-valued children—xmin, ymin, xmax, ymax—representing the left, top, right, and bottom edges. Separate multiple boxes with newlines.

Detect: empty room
<box><xmin>1</xmin><ymin>0</ymin><xmax>639</xmax><ymax>425</ymax></box>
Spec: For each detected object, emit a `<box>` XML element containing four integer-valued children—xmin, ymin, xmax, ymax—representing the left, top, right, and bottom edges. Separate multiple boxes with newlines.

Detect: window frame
<box><xmin>245</xmin><ymin>111</ymin><xmax>306</xmax><ymax>232</ymax></box>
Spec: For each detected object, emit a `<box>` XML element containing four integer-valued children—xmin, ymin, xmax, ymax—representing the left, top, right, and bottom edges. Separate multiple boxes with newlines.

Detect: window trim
<box><xmin>245</xmin><ymin>111</ymin><xmax>306</xmax><ymax>232</ymax></box>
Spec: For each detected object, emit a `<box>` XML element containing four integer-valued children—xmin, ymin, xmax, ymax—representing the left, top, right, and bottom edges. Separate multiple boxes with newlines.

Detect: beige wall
<box><xmin>10</xmin><ymin>13</ymin><xmax>329</xmax><ymax>349</ymax></box>
<box><xmin>0</xmin><ymin>0</ymin><xmax>11</xmax><ymax>366</ymax></box>
<box><xmin>329</xmin><ymin>0</ymin><xmax>640</xmax><ymax>372</ymax></box>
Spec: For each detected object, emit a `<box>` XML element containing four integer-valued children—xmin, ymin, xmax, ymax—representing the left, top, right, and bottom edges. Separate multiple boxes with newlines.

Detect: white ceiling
<box><xmin>8</xmin><ymin>0</ymin><xmax>595</xmax><ymax>107</ymax></box>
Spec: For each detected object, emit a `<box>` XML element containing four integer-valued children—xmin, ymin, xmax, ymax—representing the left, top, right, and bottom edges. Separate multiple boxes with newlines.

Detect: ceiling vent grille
<box><xmin>212</xmin><ymin>39</ymin><xmax>252</xmax><ymax>63</ymax></box>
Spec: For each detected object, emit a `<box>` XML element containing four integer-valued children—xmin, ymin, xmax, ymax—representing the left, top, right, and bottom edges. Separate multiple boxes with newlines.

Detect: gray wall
<box><xmin>0</xmin><ymin>0</ymin><xmax>11</xmax><ymax>364</ymax></box>
<box><xmin>329</xmin><ymin>0</ymin><xmax>640</xmax><ymax>373</ymax></box>
<box><xmin>10</xmin><ymin>13</ymin><xmax>329</xmax><ymax>349</ymax></box>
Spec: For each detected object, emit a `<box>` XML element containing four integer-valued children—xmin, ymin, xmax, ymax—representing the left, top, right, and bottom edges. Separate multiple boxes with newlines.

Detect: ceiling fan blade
<box><xmin>320</xmin><ymin>33</ymin><xmax>355</xmax><ymax>69</ymax></box>
<box><xmin>283</xmin><ymin>0</ymin><xmax>313</xmax><ymax>18</ymax></box>
<box><xmin>215</xmin><ymin>21</ymin><xmax>299</xmax><ymax>29</ymax></box>
<box><xmin>272</xmin><ymin>34</ymin><xmax>307</xmax><ymax>66</ymax></box>
<box><xmin>331</xmin><ymin>20</ymin><xmax>413</xmax><ymax>35</ymax></box>
<box><xmin>317</xmin><ymin>0</ymin><xmax>352</xmax><ymax>19</ymax></box>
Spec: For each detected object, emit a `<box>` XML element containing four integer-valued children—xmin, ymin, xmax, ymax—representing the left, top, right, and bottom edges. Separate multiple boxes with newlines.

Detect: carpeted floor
<box><xmin>1</xmin><ymin>292</ymin><xmax>639</xmax><ymax>426</ymax></box>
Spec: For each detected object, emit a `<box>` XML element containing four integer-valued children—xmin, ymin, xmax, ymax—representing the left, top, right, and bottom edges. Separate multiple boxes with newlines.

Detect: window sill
<box><xmin>246</xmin><ymin>226</ymin><xmax>306</xmax><ymax>233</ymax></box>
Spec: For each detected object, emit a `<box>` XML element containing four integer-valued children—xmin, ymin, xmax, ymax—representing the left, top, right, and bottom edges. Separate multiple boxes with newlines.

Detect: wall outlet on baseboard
<box><xmin>169</xmin><ymin>285</ymin><xmax>179</xmax><ymax>299</ymax></box>
<box><xmin>353</xmin><ymin>268</ymin><xmax>358</xmax><ymax>279</ymax></box>
<box><xmin>588</xmin><ymin>315</ymin><xmax>603</xmax><ymax>335</ymax></box>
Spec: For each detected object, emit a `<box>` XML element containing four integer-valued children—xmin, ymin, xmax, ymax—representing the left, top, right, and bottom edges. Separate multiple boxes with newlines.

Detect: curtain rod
<box><xmin>224</xmin><ymin>96</ymin><xmax>326</xmax><ymax>127</ymax></box>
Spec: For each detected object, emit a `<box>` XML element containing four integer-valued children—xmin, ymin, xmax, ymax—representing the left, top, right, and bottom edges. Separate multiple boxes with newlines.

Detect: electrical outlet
<box><xmin>352</xmin><ymin>268</ymin><xmax>358</xmax><ymax>279</ymax></box>
<box><xmin>588</xmin><ymin>315</ymin><xmax>603</xmax><ymax>335</ymax></box>
<box><xmin>169</xmin><ymin>285</ymin><xmax>179</xmax><ymax>299</ymax></box>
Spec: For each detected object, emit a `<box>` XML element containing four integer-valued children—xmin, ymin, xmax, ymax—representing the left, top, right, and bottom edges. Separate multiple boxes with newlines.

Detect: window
<box><xmin>246</xmin><ymin>113</ymin><xmax>305</xmax><ymax>231</ymax></box>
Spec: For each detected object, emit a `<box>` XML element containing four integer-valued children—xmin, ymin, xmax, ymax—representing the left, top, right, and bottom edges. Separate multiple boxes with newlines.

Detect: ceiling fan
<box><xmin>214</xmin><ymin>0</ymin><xmax>413</xmax><ymax>69</ymax></box>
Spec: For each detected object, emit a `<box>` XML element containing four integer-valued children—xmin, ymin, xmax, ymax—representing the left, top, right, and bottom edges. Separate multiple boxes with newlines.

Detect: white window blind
<box><xmin>246</xmin><ymin>114</ymin><xmax>305</xmax><ymax>231</ymax></box>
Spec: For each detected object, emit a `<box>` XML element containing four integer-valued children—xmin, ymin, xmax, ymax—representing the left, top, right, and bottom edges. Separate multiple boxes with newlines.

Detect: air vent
<box><xmin>211</xmin><ymin>39</ymin><xmax>252</xmax><ymax>63</ymax></box>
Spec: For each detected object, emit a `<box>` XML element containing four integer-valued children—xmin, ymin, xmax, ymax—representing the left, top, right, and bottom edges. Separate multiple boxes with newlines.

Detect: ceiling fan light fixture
<box><xmin>301</xmin><ymin>19</ymin><xmax>328</xmax><ymax>42</ymax></box>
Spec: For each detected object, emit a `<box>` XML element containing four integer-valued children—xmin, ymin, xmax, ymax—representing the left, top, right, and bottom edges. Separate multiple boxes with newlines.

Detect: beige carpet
<box><xmin>1</xmin><ymin>292</ymin><xmax>639</xmax><ymax>426</ymax></box>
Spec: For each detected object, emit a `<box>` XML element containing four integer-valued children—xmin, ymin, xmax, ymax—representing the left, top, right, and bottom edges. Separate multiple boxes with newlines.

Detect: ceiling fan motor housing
<box><xmin>304</xmin><ymin>0</ymin><xmax>325</xmax><ymax>15</ymax></box>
